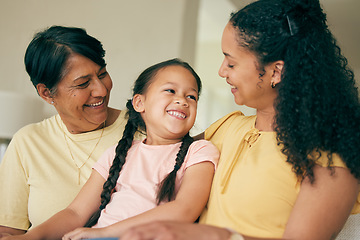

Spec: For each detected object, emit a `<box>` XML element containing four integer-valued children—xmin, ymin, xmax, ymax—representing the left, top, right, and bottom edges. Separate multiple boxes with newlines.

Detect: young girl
<box><xmin>3</xmin><ymin>58</ymin><xmax>219</xmax><ymax>240</ymax></box>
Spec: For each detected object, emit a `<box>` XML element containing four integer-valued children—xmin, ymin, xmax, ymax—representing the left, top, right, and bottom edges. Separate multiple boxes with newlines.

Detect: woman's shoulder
<box><xmin>206</xmin><ymin>111</ymin><xmax>256</xmax><ymax>137</ymax></box>
<box><xmin>8</xmin><ymin>115</ymin><xmax>59</xmax><ymax>148</ymax></box>
<box><xmin>213</xmin><ymin>111</ymin><xmax>254</xmax><ymax>126</ymax></box>
<box><xmin>13</xmin><ymin>115</ymin><xmax>58</xmax><ymax>136</ymax></box>
<box><xmin>314</xmin><ymin>151</ymin><xmax>347</xmax><ymax>168</ymax></box>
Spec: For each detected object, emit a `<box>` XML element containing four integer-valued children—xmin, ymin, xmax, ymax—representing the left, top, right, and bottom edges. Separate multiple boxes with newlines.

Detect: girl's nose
<box><xmin>174</xmin><ymin>98</ymin><xmax>189</xmax><ymax>107</ymax></box>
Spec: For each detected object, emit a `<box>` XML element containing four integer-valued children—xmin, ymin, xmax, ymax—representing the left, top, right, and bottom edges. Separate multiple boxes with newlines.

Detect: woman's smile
<box><xmin>85</xmin><ymin>99</ymin><xmax>105</xmax><ymax>108</ymax></box>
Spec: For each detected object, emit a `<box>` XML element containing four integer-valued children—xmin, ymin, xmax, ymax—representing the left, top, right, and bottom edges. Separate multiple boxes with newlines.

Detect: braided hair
<box><xmin>85</xmin><ymin>58</ymin><xmax>201</xmax><ymax>227</ymax></box>
<box><xmin>229</xmin><ymin>0</ymin><xmax>360</xmax><ymax>182</ymax></box>
<box><xmin>156</xmin><ymin>133</ymin><xmax>194</xmax><ymax>204</ymax></box>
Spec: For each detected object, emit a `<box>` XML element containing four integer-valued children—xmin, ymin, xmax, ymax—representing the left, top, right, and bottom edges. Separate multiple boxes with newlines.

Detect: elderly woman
<box><xmin>0</xmin><ymin>26</ymin><xmax>141</xmax><ymax>236</ymax></box>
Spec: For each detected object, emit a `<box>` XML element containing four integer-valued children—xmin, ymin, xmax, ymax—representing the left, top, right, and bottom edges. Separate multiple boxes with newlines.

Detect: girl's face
<box><xmin>218</xmin><ymin>23</ymin><xmax>278</xmax><ymax>111</ymax></box>
<box><xmin>51</xmin><ymin>54</ymin><xmax>112</xmax><ymax>133</ymax></box>
<box><xmin>135</xmin><ymin>65</ymin><xmax>199</xmax><ymax>145</ymax></box>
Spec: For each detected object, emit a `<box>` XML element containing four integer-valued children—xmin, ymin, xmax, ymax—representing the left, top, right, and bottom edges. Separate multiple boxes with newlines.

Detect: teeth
<box><xmin>227</xmin><ymin>81</ymin><xmax>236</xmax><ymax>89</ymax></box>
<box><xmin>88</xmin><ymin>100</ymin><xmax>103</xmax><ymax>107</ymax></box>
<box><xmin>167</xmin><ymin>110</ymin><xmax>186</xmax><ymax>119</ymax></box>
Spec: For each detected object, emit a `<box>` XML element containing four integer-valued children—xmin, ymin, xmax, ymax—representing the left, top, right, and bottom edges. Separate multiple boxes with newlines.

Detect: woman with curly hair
<box><xmin>119</xmin><ymin>0</ymin><xmax>360</xmax><ymax>239</ymax></box>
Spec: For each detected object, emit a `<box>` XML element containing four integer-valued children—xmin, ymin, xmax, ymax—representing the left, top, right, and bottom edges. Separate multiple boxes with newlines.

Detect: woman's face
<box><xmin>218</xmin><ymin>23</ymin><xmax>277</xmax><ymax>110</ymax></box>
<box><xmin>52</xmin><ymin>54</ymin><xmax>112</xmax><ymax>133</ymax></box>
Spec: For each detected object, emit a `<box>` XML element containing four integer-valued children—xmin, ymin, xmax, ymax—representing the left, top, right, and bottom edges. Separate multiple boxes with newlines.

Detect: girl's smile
<box><xmin>133</xmin><ymin>65</ymin><xmax>199</xmax><ymax>145</ymax></box>
<box><xmin>167</xmin><ymin>110</ymin><xmax>187</xmax><ymax>119</ymax></box>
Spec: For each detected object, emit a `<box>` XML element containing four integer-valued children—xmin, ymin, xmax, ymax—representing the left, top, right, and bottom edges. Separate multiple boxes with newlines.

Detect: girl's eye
<box><xmin>187</xmin><ymin>95</ymin><xmax>197</xmax><ymax>101</ymax></box>
<box><xmin>227</xmin><ymin>64</ymin><xmax>234</xmax><ymax>68</ymax></box>
<box><xmin>165</xmin><ymin>89</ymin><xmax>175</xmax><ymax>94</ymax></box>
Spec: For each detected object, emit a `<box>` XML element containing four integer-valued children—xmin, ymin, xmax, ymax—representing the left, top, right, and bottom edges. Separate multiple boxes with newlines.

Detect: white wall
<box><xmin>194</xmin><ymin>0</ymin><xmax>360</xmax><ymax>133</ymax></box>
<box><xmin>0</xmin><ymin>0</ymin><xmax>199</xmax><ymax>119</ymax></box>
<box><xmin>194</xmin><ymin>0</ymin><xmax>255</xmax><ymax>133</ymax></box>
<box><xmin>0</xmin><ymin>0</ymin><xmax>359</xmax><ymax>138</ymax></box>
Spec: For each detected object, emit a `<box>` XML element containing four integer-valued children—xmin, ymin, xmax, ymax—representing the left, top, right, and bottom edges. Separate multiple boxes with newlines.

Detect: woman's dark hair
<box><xmin>24</xmin><ymin>25</ymin><xmax>106</xmax><ymax>92</ymax></box>
<box><xmin>230</xmin><ymin>0</ymin><xmax>360</xmax><ymax>182</ymax></box>
<box><xmin>85</xmin><ymin>58</ymin><xmax>202</xmax><ymax>227</ymax></box>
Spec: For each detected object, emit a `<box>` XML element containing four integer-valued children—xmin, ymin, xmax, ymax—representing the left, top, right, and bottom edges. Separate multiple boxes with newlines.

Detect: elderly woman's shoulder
<box><xmin>13</xmin><ymin>115</ymin><xmax>59</xmax><ymax>139</ymax></box>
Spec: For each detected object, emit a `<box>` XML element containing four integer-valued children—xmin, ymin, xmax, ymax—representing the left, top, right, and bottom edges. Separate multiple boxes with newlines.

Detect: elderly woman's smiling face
<box><xmin>51</xmin><ymin>54</ymin><xmax>113</xmax><ymax>134</ymax></box>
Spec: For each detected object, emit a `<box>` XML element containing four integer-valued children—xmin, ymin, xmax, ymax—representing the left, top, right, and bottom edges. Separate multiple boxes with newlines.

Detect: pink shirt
<box><xmin>93</xmin><ymin>139</ymin><xmax>219</xmax><ymax>228</ymax></box>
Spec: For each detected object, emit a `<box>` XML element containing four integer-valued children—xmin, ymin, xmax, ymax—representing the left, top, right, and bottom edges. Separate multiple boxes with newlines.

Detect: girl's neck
<box><xmin>255</xmin><ymin>109</ymin><xmax>276</xmax><ymax>132</ymax></box>
<box><xmin>144</xmin><ymin>136</ymin><xmax>183</xmax><ymax>146</ymax></box>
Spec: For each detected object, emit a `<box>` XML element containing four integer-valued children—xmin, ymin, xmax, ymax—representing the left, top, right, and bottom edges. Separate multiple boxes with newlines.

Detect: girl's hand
<box><xmin>62</xmin><ymin>227</ymin><xmax>105</xmax><ymax>240</ymax></box>
<box><xmin>120</xmin><ymin>221</ymin><xmax>231</xmax><ymax>240</ymax></box>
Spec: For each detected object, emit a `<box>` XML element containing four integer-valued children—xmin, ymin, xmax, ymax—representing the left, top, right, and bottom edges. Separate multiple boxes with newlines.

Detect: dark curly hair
<box><xmin>230</xmin><ymin>0</ymin><xmax>360</xmax><ymax>182</ymax></box>
<box><xmin>84</xmin><ymin>58</ymin><xmax>202</xmax><ymax>227</ymax></box>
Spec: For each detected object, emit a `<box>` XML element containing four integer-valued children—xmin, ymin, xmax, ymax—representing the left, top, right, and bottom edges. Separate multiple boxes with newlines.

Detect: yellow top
<box><xmin>0</xmin><ymin>110</ymin><xmax>142</xmax><ymax>230</ymax></box>
<box><xmin>200</xmin><ymin>111</ymin><xmax>360</xmax><ymax>238</ymax></box>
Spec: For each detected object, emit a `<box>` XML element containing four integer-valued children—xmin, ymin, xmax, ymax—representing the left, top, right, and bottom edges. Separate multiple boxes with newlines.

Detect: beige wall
<box><xmin>0</xmin><ymin>0</ymin><xmax>199</xmax><ymax>119</ymax></box>
<box><xmin>194</xmin><ymin>0</ymin><xmax>256</xmax><ymax>132</ymax></box>
<box><xmin>0</xmin><ymin>0</ymin><xmax>359</xmax><ymax>137</ymax></box>
<box><xmin>195</xmin><ymin>0</ymin><xmax>360</xmax><ymax>131</ymax></box>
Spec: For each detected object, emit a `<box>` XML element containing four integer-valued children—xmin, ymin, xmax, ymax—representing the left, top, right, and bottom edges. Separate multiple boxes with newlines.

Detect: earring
<box><xmin>50</xmin><ymin>101</ymin><xmax>54</xmax><ymax>104</ymax></box>
<box><xmin>271</xmin><ymin>82</ymin><xmax>276</xmax><ymax>88</ymax></box>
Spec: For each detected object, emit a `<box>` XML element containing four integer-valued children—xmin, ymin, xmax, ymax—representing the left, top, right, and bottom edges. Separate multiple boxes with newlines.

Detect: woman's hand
<box><xmin>0</xmin><ymin>234</ymin><xmax>27</xmax><ymax>240</ymax></box>
<box><xmin>62</xmin><ymin>227</ymin><xmax>106</xmax><ymax>240</ymax></box>
<box><xmin>0</xmin><ymin>226</ymin><xmax>26</xmax><ymax>239</ymax></box>
<box><xmin>0</xmin><ymin>233</ymin><xmax>11</xmax><ymax>239</ymax></box>
<box><xmin>120</xmin><ymin>221</ymin><xmax>231</xmax><ymax>240</ymax></box>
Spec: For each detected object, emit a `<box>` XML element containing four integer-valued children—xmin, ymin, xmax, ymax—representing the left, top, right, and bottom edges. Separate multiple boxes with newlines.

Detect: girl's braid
<box><xmin>84</xmin><ymin>100</ymin><xmax>144</xmax><ymax>227</ymax></box>
<box><xmin>156</xmin><ymin>133</ymin><xmax>194</xmax><ymax>204</ymax></box>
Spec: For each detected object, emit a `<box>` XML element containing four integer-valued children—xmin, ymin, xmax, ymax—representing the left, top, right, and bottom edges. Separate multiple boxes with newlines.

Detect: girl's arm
<box><xmin>1</xmin><ymin>170</ymin><xmax>104</xmax><ymax>240</ymax></box>
<box><xmin>119</xmin><ymin>165</ymin><xmax>359</xmax><ymax>240</ymax></box>
<box><xmin>63</xmin><ymin>161</ymin><xmax>215</xmax><ymax>240</ymax></box>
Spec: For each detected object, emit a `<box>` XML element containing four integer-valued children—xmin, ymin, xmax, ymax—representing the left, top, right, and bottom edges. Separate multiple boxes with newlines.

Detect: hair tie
<box><xmin>286</xmin><ymin>15</ymin><xmax>294</xmax><ymax>36</ymax></box>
